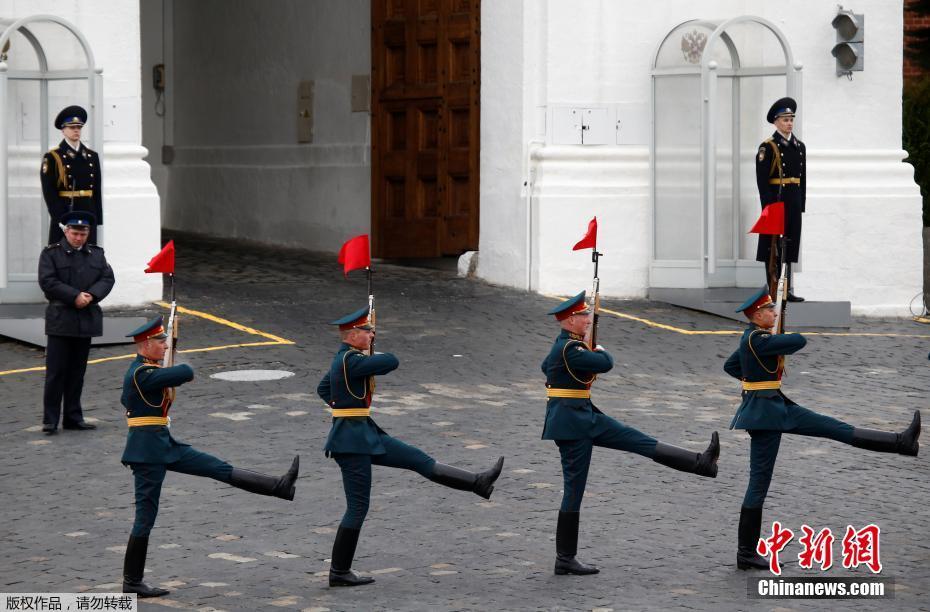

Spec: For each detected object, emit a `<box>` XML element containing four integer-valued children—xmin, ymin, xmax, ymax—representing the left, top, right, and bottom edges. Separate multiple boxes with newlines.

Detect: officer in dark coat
<box><xmin>41</xmin><ymin>106</ymin><xmax>103</xmax><ymax>244</ymax></box>
<box><xmin>756</xmin><ymin>97</ymin><xmax>805</xmax><ymax>301</ymax></box>
<box><xmin>724</xmin><ymin>287</ymin><xmax>921</xmax><ymax>570</ymax></box>
<box><xmin>120</xmin><ymin>317</ymin><xmax>300</xmax><ymax>598</ymax></box>
<box><xmin>37</xmin><ymin>211</ymin><xmax>114</xmax><ymax>434</ymax></box>
<box><xmin>317</xmin><ymin>305</ymin><xmax>504</xmax><ymax>587</ymax></box>
<box><xmin>542</xmin><ymin>292</ymin><xmax>719</xmax><ymax>576</ymax></box>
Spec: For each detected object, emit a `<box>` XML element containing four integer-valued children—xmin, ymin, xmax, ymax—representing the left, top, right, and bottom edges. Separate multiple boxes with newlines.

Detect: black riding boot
<box><xmin>737</xmin><ymin>506</ymin><xmax>769</xmax><ymax>570</ymax></box>
<box><xmin>329</xmin><ymin>526</ymin><xmax>375</xmax><ymax>587</ymax></box>
<box><xmin>554</xmin><ymin>511</ymin><xmax>599</xmax><ymax>575</ymax></box>
<box><xmin>652</xmin><ymin>432</ymin><xmax>719</xmax><ymax>477</ymax></box>
<box><xmin>428</xmin><ymin>456</ymin><xmax>504</xmax><ymax>499</ymax></box>
<box><xmin>122</xmin><ymin>535</ymin><xmax>170</xmax><ymax>598</ymax></box>
<box><xmin>851</xmin><ymin>410</ymin><xmax>920</xmax><ymax>456</ymax></box>
<box><xmin>228</xmin><ymin>455</ymin><xmax>299</xmax><ymax>500</ymax></box>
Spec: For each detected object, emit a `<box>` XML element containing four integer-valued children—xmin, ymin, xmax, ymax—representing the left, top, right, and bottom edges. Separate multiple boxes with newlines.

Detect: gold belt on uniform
<box><xmin>58</xmin><ymin>190</ymin><xmax>93</xmax><ymax>197</ymax></box>
<box><xmin>546</xmin><ymin>388</ymin><xmax>591</xmax><ymax>399</ymax></box>
<box><xmin>126</xmin><ymin>416</ymin><xmax>169</xmax><ymax>427</ymax></box>
<box><xmin>332</xmin><ymin>408</ymin><xmax>371</xmax><ymax>417</ymax></box>
<box><xmin>741</xmin><ymin>381</ymin><xmax>781</xmax><ymax>391</ymax></box>
<box><xmin>767</xmin><ymin>178</ymin><xmax>800</xmax><ymax>185</ymax></box>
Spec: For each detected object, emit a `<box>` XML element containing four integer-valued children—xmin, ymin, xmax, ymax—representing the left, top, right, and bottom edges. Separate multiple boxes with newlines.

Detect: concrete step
<box><xmin>0</xmin><ymin>303</ymin><xmax>146</xmax><ymax>348</ymax></box>
<box><xmin>648</xmin><ymin>287</ymin><xmax>851</xmax><ymax>328</ymax></box>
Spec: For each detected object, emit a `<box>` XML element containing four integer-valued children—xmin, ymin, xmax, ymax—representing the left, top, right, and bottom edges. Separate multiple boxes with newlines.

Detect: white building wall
<box><xmin>0</xmin><ymin>0</ymin><xmax>161</xmax><ymax>306</ymax></box>
<box><xmin>480</xmin><ymin>0</ymin><xmax>921</xmax><ymax>316</ymax></box>
<box><xmin>158</xmin><ymin>0</ymin><xmax>371</xmax><ymax>253</ymax></box>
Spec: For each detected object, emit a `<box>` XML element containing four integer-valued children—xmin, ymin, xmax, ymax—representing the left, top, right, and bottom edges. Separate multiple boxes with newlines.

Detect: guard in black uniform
<box><xmin>542</xmin><ymin>292</ymin><xmax>719</xmax><ymax>576</ymax></box>
<box><xmin>120</xmin><ymin>317</ymin><xmax>300</xmax><ymax>598</ymax></box>
<box><xmin>318</xmin><ymin>306</ymin><xmax>504</xmax><ymax>587</ymax></box>
<box><xmin>37</xmin><ymin>211</ymin><xmax>114</xmax><ymax>434</ymax></box>
<box><xmin>724</xmin><ymin>287</ymin><xmax>921</xmax><ymax>570</ymax></box>
<box><xmin>41</xmin><ymin>106</ymin><xmax>102</xmax><ymax>244</ymax></box>
<box><xmin>756</xmin><ymin>97</ymin><xmax>804</xmax><ymax>301</ymax></box>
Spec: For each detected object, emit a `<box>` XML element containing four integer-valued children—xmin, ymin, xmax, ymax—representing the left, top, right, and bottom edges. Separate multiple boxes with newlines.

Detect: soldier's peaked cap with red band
<box><xmin>736</xmin><ymin>286</ymin><xmax>775</xmax><ymax>318</ymax></box>
<box><xmin>547</xmin><ymin>291</ymin><xmax>591</xmax><ymax>321</ymax></box>
<box><xmin>127</xmin><ymin>316</ymin><xmax>168</xmax><ymax>342</ymax></box>
<box><xmin>330</xmin><ymin>305</ymin><xmax>373</xmax><ymax>331</ymax></box>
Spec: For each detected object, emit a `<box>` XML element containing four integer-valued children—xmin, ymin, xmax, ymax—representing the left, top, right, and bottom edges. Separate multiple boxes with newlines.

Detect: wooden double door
<box><xmin>371</xmin><ymin>0</ymin><xmax>480</xmax><ymax>258</ymax></box>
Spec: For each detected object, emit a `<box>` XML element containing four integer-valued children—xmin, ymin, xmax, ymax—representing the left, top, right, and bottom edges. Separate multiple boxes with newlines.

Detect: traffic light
<box><xmin>831</xmin><ymin>9</ymin><xmax>864</xmax><ymax>76</ymax></box>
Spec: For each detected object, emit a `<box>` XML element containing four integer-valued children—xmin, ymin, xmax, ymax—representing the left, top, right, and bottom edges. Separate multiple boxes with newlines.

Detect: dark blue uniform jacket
<box><xmin>317</xmin><ymin>344</ymin><xmax>400</xmax><ymax>455</ymax></box>
<box><xmin>541</xmin><ymin>330</ymin><xmax>614</xmax><ymax>440</ymax></box>
<box><xmin>724</xmin><ymin>325</ymin><xmax>807</xmax><ymax>430</ymax></box>
<box><xmin>41</xmin><ymin>140</ymin><xmax>103</xmax><ymax>225</ymax></box>
<box><xmin>120</xmin><ymin>355</ymin><xmax>195</xmax><ymax>464</ymax></box>
<box><xmin>38</xmin><ymin>240</ymin><xmax>114</xmax><ymax>337</ymax></box>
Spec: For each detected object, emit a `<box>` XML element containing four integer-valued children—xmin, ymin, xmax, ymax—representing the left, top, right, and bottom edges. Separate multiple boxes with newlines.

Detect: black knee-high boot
<box><xmin>737</xmin><ymin>506</ymin><xmax>769</xmax><ymax>570</ymax></box>
<box><xmin>554</xmin><ymin>510</ymin><xmax>599</xmax><ymax>575</ymax></box>
<box><xmin>428</xmin><ymin>456</ymin><xmax>504</xmax><ymax>499</ymax></box>
<box><xmin>122</xmin><ymin>535</ymin><xmax>170</xmax><ymax>598</ymax></box>
<box><xmin>652</xmin><ymin>432</ymin><xmax>719</xmax><ymax>477</ymax></box>
<box><xmin>329</xmin><ymin>526</ymin><xmax>375</xmax><ymax>587</ymax></box>
<box><xmin>228</xmin><ymin>455</ymin><xmax>299</xmax><ymax>500</ymax></box>
<box><xmin>851</xmin><ymin>410</ymin><xmax>920</xmax><ymax>456</ymax></box>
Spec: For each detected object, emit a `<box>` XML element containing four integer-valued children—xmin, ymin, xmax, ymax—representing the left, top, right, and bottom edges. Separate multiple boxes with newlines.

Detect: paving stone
<box><xmin>0</xmin><ymin>233</ymin><xmax>926</xmax><ymax>610</ymax></box>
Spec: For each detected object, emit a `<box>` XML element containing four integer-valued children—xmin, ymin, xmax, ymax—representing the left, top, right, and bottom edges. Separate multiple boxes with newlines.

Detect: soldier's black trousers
<box><xmin>332</xmin><ymin>435</ymin><xmax>436</xmax><ymax>529</ymax></box>
<box><xmin>43</xmin><ymin>335</ymin><xmax>91</xmax><ymax>427</ymax></box>
<box><xmin>129</xmin><ymin>447</ymin><xmax>233</xmax><ymax>537</ymax></box>
<box><xmin>555</xmin><ymin>413</ymin><xmax>658</xmax><ymax>512</ymax></box>
<box><xmin>744</xmin><ymin>406</ymin><xmax>854</xmax><ymax>508</ymax></box>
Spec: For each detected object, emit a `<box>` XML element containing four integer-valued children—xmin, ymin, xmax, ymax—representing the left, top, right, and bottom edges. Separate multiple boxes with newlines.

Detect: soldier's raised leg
<box><xmin>328</xmin><ymin>436</ymin><xmax>503</xmax><ymax>587</ymax></box>
<box><xmin>591</xmin><ymin>414</ymin><xmax>719</xmax><ymax>478</ymax></box>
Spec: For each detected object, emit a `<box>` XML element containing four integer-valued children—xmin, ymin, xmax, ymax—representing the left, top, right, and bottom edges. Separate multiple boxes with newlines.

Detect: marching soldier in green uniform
<box><xmin>317</xmin><ymin>305</ymin><xmax>504</xmax><ymax>587</ymax></box>
<box><xmin>41</xmin><ymin>106</ymin><xmax>103</xmax><ymax>244</ymax></box>
<box><xmin>724</xmin><ymin>287</ymin><xmax>921</xmax><ymax>570</ymax></box>
<box><xmin>120</xmin><ymin>317</ymin><xmax>300</xmax><ymax>598</ymax></box>
<box><xmin>542</xmin><ymin>292</ymin><xmax>720</xmax><ymax>576</ymax></box>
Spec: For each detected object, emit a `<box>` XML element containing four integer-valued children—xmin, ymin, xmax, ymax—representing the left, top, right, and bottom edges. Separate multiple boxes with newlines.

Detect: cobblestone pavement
<box><xmin>1</xmin><ymin>233</ymin><xmax>928</xmax><ymax>611</ymax></box>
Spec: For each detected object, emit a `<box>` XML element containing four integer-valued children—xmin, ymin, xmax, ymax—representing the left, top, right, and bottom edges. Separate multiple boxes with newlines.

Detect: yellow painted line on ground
<box><xmin>0</xmin><ymin>305</ymin><xmax>295</xmax><ymax>377</ymax></box>
<box><xmin>156</xmin><ymin>302</ymin><xmax>295</xmax><ymax>344</ymax></box>
<box><xmin>598</xmin><ymin>306</ymin><xmax>740</xmax><ymax>336</ymax></box>
<box><xmin>548</xmin><ymin>295</ymin><xmax>930</xmax><ymax>339</ymax></box>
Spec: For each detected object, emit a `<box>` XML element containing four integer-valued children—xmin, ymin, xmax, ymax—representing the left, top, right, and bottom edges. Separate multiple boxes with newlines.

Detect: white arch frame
<box><xmin>649</xmin><ymin>15</ymin><xmax>802</xmax><ymax>288</ymax></box>
<box><xmin>0</xmin><ymin>14</ymin><xmax>102</xmax><ymax>291</ymax></box>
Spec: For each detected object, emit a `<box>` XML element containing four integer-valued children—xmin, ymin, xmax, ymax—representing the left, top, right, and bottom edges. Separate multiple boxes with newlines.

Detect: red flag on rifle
<box><xmin>572</xmin><ymin>217</ymin><xmax>597</xmax><ymax>250</ymax></box>
<box><xmin>338</xmin><ymin>234</ymin><xmax>371</xmax><ymax>276</ymax></box>
<box><xmin>144</xmin><ymin>240</ymin><xmax>175</xmax><ymax>274</ymax></box>
<box><xmin>749</xmin><ymin>202</ymin><xmax>785</xmax><ymax>235</ymax></box>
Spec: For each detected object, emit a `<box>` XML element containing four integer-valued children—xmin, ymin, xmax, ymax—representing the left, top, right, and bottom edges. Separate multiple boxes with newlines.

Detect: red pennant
<box><xmin>144</xmin><ymin>240</ymin><xmax>175</xmax><ymax>274</ymax></box>
<box><xmin>749</xmin><ymin>202</ymin><xmax>785</xmax><ymax>235</ymax></box>
<box><xmin>572</xmin><ymin>217</ymin><xmax>597</xmax><ymax>251</ymax></box>
<box><xmin>338</xmin><ymin>234</ymin><xmax>371</xmax><ymax>276</ymax></box>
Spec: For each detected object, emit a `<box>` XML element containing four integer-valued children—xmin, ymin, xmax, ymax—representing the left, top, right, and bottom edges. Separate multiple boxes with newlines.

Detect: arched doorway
<box><xmin>649</xmin><ymin>16</ymin><xmax>801</xmax><ymax>293</ymax></box>
<box><xmin>0</xmin><ymin>14</ymin><xmax>102</xmax><ymax>302</ymax></box>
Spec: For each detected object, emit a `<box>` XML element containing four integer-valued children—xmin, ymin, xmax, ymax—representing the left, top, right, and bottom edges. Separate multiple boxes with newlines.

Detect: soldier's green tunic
<box><xmin>121</xmin><ymin>356</ymin><xmax>233</xmax><ymax>537</ymax></box>
<box><xmin>318</xmin><ymin>344</ymin><xmax>436</xmax><ymax>529</ymax></box>
<box><xmin>723</xmin><ymin>325</ymin><xmax>854</xmax><ymax>508</ymax></box>
<box><xmin>541</xmin><ymin>329</ymin><xmax>658</xmax><ymax>512</ymax></box>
